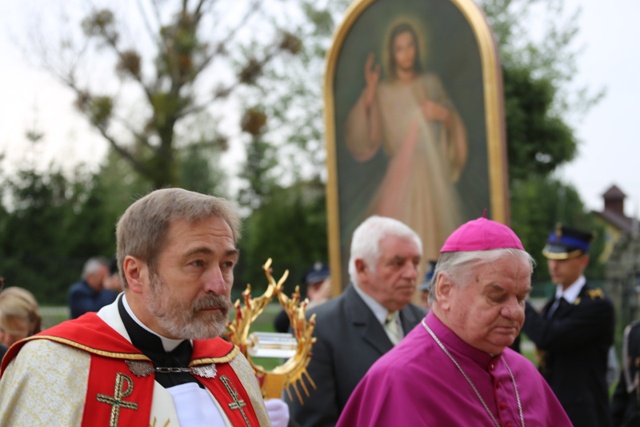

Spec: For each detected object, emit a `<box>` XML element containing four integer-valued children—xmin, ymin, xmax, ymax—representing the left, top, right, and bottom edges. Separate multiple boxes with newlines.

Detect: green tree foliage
<box><xmin>0</xmin><ymin>166</ymin><xmax>117</xmax><ymax>305</ymax></box>
<box><xmin>236</xmin><ymin>178</ymin><xmax>329</xmax><ymax>295</ymax></box>
<box><xmin>236</xmin><ymin>107</ymin><xmax>276</xmax><ymax>210</ymax></box>
<box><xmin>235</xmin><ymin>97</ymin><xmax>328</xmax><ymax>291</ymax></box>
<box><xmin>94</xmin><ymin>149</ymin><xmax>153</xmax><ymax>222</ymax></box>
<box><xmin>510</xmin><ymin>176</ymin><xmax>606</xmax><ymax>281</ymax></box>
<box><xmin>176</xmin><ymin>110</ymin><xmax>230</xmax><ymax>196</ymax></box>
<box><xmin>179</xmin><ymin>143</ymin><xmax>227</xmax><ymax>197</ymax></box>
<box><xmin>502</xmin><ymin>65</ymin><xmax>577</xmax><ymax>181</ymax></box>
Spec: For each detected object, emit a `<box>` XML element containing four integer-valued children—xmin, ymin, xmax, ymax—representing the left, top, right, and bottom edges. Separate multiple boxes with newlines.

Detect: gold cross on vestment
<box><xmin>96</xmin><ymin>372</ymin><xmax>139</xmax><ymax>427</ymax></box>
<box><xmin>220</xmin><ymin>375</ymin><xmax>251</xmax><ymax>426</ymax></box>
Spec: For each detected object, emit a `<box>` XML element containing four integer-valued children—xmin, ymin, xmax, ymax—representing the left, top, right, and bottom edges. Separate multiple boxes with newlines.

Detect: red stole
<box><xmin>1</xmin><ymin>313</ymin><xmax>261</xmax><ymax>427</ymax></box>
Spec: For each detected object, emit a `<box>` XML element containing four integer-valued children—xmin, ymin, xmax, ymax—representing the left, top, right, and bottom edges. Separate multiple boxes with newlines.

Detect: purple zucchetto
<box><xmin>440</xmin><ymin>216</ymin><xmax>524</xmax><ymax>253</ymax></box>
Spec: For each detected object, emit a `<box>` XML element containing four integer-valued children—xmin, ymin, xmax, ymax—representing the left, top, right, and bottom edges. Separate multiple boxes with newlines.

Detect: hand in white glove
<box><xmin>265</xmin><ymin>398</ymin><xmax>290</xmax><ymax>427</ymax></box>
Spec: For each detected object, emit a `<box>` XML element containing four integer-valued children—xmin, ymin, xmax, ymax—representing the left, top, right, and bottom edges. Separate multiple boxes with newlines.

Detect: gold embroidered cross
<box><xmin>220</xmin><ymin>375</ymin><xmax>251</xmax><ymax>426</ymax></box>
<box><xmin>97</xmin><ymin>372</ymin><xmax>139</xmax><ymax>427</ymax></box>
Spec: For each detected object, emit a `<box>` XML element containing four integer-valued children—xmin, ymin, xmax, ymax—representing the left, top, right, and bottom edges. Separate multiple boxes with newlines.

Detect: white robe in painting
<box><xmin>345</xmin><ymin>73</ymin><xmax>467</xmax><ymax>261</ymax></box>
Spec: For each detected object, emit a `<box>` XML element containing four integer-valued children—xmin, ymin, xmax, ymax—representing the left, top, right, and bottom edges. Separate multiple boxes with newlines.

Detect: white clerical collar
<box><xmin>121</xmin><ymin>294</ymin><xmax>188</xmax><ymax>352</ymax></box>
<box><xmin>554</xmin><ymin>276</ymin><xmax>586</xmax><ymax>304</ymax></box>
<box><xmin>352</xmin><ymin>283</ymin><xmax>392</xmax><ymax>325</ymax></box>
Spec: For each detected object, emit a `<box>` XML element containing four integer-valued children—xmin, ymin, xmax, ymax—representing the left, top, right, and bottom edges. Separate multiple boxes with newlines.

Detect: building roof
<box><xmin>595</xmin><ymin>209</ymin><xmax>635</xmax><ymax>233</ymax></box>
<box><xmin>602</xmin><ymin>185</ymin><xmax>626</xmax><ymax>200</ymax></box>
<box><xmin>594</xmin><ymin>184</ymin><xmax>637</xmax><ymax>233</ymax></box>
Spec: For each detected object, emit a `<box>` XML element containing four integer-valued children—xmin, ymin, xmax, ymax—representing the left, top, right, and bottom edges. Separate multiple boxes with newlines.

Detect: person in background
<box><xmin>0</xmin><ymin>286</ymin><xmax>42</xmax><ymax>362</ymax></box>
<box><xmin>417</xmin><ymin>260</ymin><xmax>437</xmax><ymax>310</ymax></box>
<box><xmin>0</xmin><ymin>188</ymin><xmax>288</xmax><ymax>426</ymax></box>
<box><xmin>337</xmin><ymin>217</ymin><xmax>571</xmax><ymax>426</ymax></box>
<box><xmin>612</xmin><ymin>319</ymin><xmax>640</xmax><ymax>426</ymax></box>
<box><xmin>67</xmin><ymin>256</ymin><xmax>118</xmax><ymax>319</ymax></box>
<box><xmin>273</xmin><ymin>261</ymin><xmax>331</xmax><ymax>334</ymax></box>
<box><xmin>522</xmin><ymin>225</ymin><xmax>615</xmax><ymax>427</ymax></box>
<box><xmin>286</xmin><ymin>215</ymin><xmax>426</xmax><ymax>427</ymax></box>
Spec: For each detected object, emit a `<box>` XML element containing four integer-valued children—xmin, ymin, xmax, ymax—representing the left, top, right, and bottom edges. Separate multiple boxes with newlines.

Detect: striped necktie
<box><xmin>385</xmin><ymin>312</ymin><xmax>403</xmax><ymax>345</ymax></box>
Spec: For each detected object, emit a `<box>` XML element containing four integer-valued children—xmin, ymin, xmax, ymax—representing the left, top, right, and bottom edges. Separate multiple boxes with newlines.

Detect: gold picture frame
<box><xmin>324</xmin><ymin>0</ymin><xmax>509</xmax><ymax>291</ymax></box>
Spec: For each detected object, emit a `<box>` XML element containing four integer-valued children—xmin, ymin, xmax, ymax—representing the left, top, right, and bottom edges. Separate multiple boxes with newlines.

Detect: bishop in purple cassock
<box><xmin>337</xmin><ymin>216</ymin><xmax>572</xmax><ymax>427</ymax></box>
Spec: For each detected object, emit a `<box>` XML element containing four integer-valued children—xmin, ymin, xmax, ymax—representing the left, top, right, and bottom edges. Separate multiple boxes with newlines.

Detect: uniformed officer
<box><xmin>522</xmin><ymin>225</ymin><xmax>615</xmax><ymax>427</ymax></box>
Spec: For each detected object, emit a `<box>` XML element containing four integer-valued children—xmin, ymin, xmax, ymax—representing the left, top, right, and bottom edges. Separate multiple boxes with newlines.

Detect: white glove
<box><xmin>265</xmin><ymin>398</ymin><xmax>290</xmax><ymax>427</ymax></box>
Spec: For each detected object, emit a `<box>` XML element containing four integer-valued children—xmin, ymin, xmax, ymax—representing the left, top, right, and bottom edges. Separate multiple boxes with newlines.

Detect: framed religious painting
<box><xmin>324</xmin><ymin>0</ymin><xmax>509</xmax><ymax>291</ymax></box>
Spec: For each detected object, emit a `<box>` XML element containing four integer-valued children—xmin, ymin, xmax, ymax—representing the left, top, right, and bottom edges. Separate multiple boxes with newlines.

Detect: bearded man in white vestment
<box><xmin>0</xmin><ymin>188</ymin><xmax>289</xmax><ymax>426</ymax></box>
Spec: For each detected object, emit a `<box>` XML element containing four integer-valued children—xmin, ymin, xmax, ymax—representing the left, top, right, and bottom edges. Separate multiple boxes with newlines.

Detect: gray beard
<box><xmin>147</xmin><ymin>272</ymin><xmax>230</xmax><ymax>339</ymax></box>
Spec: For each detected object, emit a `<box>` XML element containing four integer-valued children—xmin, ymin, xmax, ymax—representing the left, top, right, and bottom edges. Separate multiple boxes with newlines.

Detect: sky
<box><xmin>552</xmin><ymin>0</ymin><xmax>640</xmax><ymax>216</ymax></box>
<box><xmin>0</xmin><ymin>0</ymin><xmax>638</xmax><ymax>216</ymax></box>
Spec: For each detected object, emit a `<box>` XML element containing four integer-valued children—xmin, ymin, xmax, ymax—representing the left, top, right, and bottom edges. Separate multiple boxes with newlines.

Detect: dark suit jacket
<box><xmin>286</xmin><ymin>285</ymin><xmax>425</xmax><ymax>427</ymax></box>
<box><xmin>522</xmin><ymin>283</ymin><xmax>615</xmax><ymax>427</ymax></box>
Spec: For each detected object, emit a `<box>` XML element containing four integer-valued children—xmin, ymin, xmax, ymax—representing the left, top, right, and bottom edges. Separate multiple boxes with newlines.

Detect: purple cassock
<box><xmin>337</xmin><ymin>312</ymin><xmax>572</xmax><ymax>427</ymax></box>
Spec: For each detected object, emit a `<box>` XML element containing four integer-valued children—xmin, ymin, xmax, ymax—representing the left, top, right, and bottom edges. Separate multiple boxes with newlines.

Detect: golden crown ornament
<box><xmin>226</xmin><ymin>259</ymin><xmax>317</xmax><ymax>403</ymax></box>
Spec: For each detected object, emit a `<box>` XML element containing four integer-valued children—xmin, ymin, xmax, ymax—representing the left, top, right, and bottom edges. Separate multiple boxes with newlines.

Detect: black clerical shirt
<box><xmin>117</xmin><ymin>297</ymin><xmax>202</xmax><ymax>388</ymax></box>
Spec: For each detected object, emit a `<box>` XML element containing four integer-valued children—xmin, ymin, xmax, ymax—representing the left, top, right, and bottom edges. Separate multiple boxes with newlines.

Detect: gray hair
<box><xmin>429</xmin><ymin>248</ymin><xmax>535</xmax><ymax>304</ymax></box>
<box><xmin>348</xmin><ymin>215</ymin><xmax>423</xmax><ymax>285</ymax></box>
<box><xmin>116</xmin><ymin>188</ymin><xmax>242</xmax><ymax>285</ymax></box>
<box><xmin>82</xmin><ymin>257</ymin><xmax>109</xmax><ymax>279</ymax></box>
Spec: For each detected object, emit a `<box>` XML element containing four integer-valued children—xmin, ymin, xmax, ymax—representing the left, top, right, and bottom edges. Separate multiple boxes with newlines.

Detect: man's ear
<box><xmin>434</xmin><ymin>272</ymin><xmax>454</xmax><ymax>308</ymax></box>
<box><xmin>354</xmin><ymin>258</ymin><xmax>370</xmax><ymax>288</ymax></box>
<box><xmin>354</xmin><ymin>258</ymin><xmax>367</xmax><ymax>273</ymax></box>
<box><xmin>123</xmin><ymin>256</ymin><xmax>147</xmax><ymax>294</ymax></box>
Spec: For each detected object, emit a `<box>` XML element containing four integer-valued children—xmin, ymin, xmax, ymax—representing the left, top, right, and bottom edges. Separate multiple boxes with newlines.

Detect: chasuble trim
<box><xmin>14</xmin><ymin>335</ymin><xmax>151</xmax><ymax>360</ymax></box>
<box><xmin>191</xmin><ymin>345</ymin><xmax>239</xmax><ymax>366</ymax></box>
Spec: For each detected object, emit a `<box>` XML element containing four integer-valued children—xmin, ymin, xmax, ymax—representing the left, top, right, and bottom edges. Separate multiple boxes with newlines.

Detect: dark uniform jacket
<box><xmin>522</xmin><ymin>282</ymin><xmax>615</xmax><ymax>427</ymax></box>
<box><xmin>285</xmin><ymin>285</ymin><xmax>425</xmax><ymax>427</ymax></box>
<box><xmin>612</xmin><ymin>320</ymin><xmax>640</xmax><ymax>426</ymax></box>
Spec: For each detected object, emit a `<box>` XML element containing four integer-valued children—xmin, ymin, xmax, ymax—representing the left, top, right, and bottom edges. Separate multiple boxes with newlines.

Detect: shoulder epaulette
<box><xmin>587</xmin><ymin>289</ymin><xmax>604</xmax><ymax>300</ymax></box>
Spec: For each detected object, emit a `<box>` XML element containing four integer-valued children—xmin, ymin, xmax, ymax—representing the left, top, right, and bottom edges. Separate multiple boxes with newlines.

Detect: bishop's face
<box><xmin>134</xmin><ymin>216</ymin><xmax>238</xmax><ymax>340</ymax></box>
<box><xmin>438</xmin><ymin>252</ymin><xmax>531</xmax><ymax>355</ymax></box>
